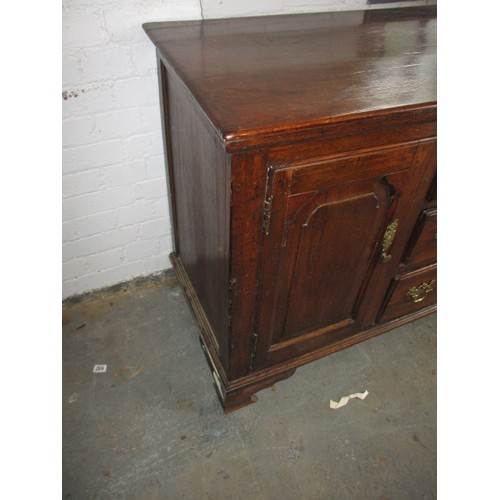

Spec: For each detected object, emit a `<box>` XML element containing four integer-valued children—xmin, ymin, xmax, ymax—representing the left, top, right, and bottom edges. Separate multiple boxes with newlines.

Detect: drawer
<box><xmin>378</xmin><ymin>264</ymin><xmax>436</xmax><ymax>323</ymax></box>
<box><xmin>402</xmin><ymin>208</ymin><xmax>437</xmax><ymax>267</ymax></box>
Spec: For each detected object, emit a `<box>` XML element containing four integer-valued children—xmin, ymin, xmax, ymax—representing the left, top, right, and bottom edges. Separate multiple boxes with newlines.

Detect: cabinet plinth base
<box><xmin>171</xmin><ymin>250</ymin><xmax>436</xmax><ymax>412</ymax></box>
<box><xmin>219</xmin><ymin>368</ymin><xmax>297</xmax><ymax>413</ymax></box>
<box><xmin>170</xmin><ymin>252</ymin><xmax>300</xmax><ymax>412</ymax></box>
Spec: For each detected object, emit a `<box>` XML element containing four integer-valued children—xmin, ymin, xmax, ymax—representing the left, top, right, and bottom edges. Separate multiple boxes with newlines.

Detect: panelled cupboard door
<box><xmin>253</xmin><ymin>143</ymin><xmax>420</xmax><ymax>369</ymax></box>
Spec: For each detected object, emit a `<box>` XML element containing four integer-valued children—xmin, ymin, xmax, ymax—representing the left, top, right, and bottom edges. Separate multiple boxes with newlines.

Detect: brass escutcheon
<box><xmin>381</xmin><ymin>218</ymin><xmax>399</xmax><ymax>262</ymax></box>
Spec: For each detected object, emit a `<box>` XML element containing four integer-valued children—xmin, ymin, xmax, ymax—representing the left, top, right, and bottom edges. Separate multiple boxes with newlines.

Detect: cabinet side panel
<box><xmin>163</xmin><ymin>64</ymin><xmax>230</xmax><ymax>367</ymax></box>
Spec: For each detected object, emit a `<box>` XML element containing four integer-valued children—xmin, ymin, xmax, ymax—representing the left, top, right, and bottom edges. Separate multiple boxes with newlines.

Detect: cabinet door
<box><xmin>253</xmin><ymin>143</ymin><xmax>418</xmax><ymax>368</ymax></box>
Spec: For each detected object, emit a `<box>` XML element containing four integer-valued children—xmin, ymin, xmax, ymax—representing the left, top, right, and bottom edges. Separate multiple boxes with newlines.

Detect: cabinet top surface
<box><xmin>144</xmin><ymin>6</ymin><xmax>436</xmax><ymax>144</ymax></box>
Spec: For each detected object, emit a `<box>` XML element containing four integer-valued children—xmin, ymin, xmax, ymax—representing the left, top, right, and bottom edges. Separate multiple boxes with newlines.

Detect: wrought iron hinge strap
<box><xmin>249</xmin><ymin>332</ymin><xmax>259</xmax><ymax>369</ymax></box>
<box><xmin>262</xmin><ymin>196</ymin><xmax>273</xmax><ymax>235</ymax></box>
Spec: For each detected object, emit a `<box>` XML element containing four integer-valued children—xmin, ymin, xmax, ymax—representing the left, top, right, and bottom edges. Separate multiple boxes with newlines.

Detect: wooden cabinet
<box><xmin>144</xmin><ymin>6</ymin><xmax>437</xmax><ymax>412</ymax></box>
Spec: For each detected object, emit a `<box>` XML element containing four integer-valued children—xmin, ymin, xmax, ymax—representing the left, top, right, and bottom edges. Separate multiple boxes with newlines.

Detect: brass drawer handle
<box><xmin>381</xmin><ymin>218</ymin><xmax>399</xmax><ymax>263</ymax></box>
<box><xmin>406</xmin><ymin>279</ymin><xmax>436</xmax><ymax>303</ymax></box>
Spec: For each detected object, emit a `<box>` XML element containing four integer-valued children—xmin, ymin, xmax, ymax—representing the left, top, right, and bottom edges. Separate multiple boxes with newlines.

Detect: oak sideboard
<box><xmin>144</xmin><ymin>5</ymin><xmax>437</xmax><ymax>412</ymax></box>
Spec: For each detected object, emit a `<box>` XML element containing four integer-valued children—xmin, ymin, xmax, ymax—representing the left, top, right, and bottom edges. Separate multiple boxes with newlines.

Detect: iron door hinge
<box><xmin>262</xmin><ymin>196</ymin><xmax>273</xmax><ymax>235</ymax></box>
<box><xmin>249</xmin><ymin>332</ymin><xmax>259</xmax><ymax>369</ymax></box>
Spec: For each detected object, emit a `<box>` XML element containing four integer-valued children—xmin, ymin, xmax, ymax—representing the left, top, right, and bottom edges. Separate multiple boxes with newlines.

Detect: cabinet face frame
<box><xmin>226</xmin><ymin>130</ymin><xmax>436</xmax><ymax>378</ymax></box>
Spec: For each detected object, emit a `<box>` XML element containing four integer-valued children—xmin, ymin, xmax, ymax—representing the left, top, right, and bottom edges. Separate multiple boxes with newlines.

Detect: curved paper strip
<box><xmin>330</xmin><ymin>390</ymin><xmax>369</xmax><ymax>409</ymax></box>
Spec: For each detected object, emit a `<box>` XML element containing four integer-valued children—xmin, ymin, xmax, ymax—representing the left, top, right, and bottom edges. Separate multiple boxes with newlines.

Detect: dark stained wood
<box><xmin>426</xmin><ymin>173</ymin><xmax>437</xmax><ymax>203</ymax></box>
<box><xmin>144</xmin><ymin>6</ymin><xmax>436</xmax><ymax>149</ymax></box>
<box><xmin>402</xmin><ymin>208</ymin><xmax>437</xmax><ymax>268</ymax></box>
<box><xmin>145</xmin><ymin>6</ymin><xmax>437</xmax><ymax>412</ymax></box>
<box><xmin>357</xmin><ymin>139</ymin><xmax>437</xmax><ymax>330</ymax></box>
<box><xmin>253</xmin><ymin>146</ymin><xmax>415</xmax><ymax>368</ymax></box>
<box><xmin>289</xmin><ymin>143</ymin><xmax>417</xmax><ymax>194</ymax></box>
<box><xmin>227</xmin><ymin>152</ymin><xmax>269</xmax><ymax>379</ymax></box>
<box><xmin>162</xmin><ymin>61</ymin><xmax>231</xmax><ymax>368</ymax></box>
<box><xmin>377</xmin><ymin>264</ymin><xmax>437</xmax><ymax>323</ymax></box>
<box><xmin>170</xmin><ymin>252</ymin><xmax>227</xmax><ymax>381</ymax></box>
<box><xmin>157</xmin><ymin>54</ymin><xmax>179</xmax><ymax>253</ymax></box>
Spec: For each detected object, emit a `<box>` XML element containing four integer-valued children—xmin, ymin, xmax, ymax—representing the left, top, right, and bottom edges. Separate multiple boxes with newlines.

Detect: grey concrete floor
<box><xmin>62</xmin><ymin>271</ymin><xmax>436</xmax><ymax>500</ymax></box>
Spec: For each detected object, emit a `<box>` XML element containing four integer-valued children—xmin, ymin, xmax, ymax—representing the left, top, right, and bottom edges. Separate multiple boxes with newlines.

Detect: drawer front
<box><xmin>378</xmin><ymin>264</ymin><xmax>436</xmax><ymax>323</ymax></box>
<box><xmin>402</xmin><ymin>208</ymin><xmax>437</xmax><ymax>267</ymax></box>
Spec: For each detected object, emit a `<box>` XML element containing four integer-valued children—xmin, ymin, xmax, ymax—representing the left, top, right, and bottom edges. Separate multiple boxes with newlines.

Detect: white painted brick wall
<box><xmin>62</xmin><ymin>0</ymin><xmax>433</xmax><ymax>299</ymax></box>
<box><xmin>62</xmin><ymin>0</ymin><xmax>201</xmax><ymax>299</ymax></box>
